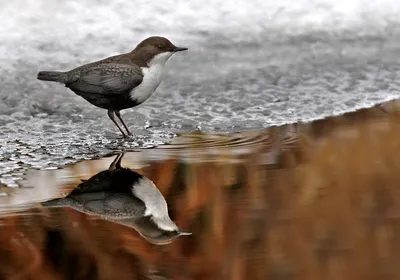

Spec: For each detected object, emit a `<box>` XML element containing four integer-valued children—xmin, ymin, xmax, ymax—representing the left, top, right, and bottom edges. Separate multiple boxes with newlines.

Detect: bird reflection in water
<box><xmin>41</xmin><ymin>153</ymin><xmax>191</xmax><ymax>245</ymax></box>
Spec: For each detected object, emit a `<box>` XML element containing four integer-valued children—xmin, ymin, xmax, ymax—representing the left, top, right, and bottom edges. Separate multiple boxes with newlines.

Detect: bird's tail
<box><xmin>37</xmin><ymin>71</ymin><xmax>68</xmax><ymax>83</ymax></box>
<box><xmin>41</xmin><ymin>198</ymin><xmax>67</xmax><ymax>208</ymax></box>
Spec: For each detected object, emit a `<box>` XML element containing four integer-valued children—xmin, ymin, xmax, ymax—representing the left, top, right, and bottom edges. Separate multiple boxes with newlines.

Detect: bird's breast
<box><xmin>129</xmin><ymin>65</ymin><xmax>164</xmax><ymax>104</ymax></box>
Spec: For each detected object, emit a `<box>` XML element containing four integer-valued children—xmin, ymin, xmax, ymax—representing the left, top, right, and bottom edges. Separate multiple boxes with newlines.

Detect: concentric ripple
<box><xmin>160</xmin><ymin>124</ymin><xmax>300</xmax><ymax>151</ymax></box>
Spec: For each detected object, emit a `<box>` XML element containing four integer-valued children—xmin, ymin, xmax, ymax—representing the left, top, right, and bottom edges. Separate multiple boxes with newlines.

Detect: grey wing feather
<box><xmin>105</xmin><ymin>193</ymin><xmax>146</xmax><ymax>213</ymax></box>
<box><xmin>80</xmin><ymin>193</ymin><xmax>146</xmax><ymax>217</ymax></box>
<box><xmin>84</xmin><ymin>200</ymin><xmax>107</xmax><ymax>213</ymax></box>
<box><xmin>68</xmin><ymin>63</ymin><xmax>143</xmax><ymax>95</ymax></box>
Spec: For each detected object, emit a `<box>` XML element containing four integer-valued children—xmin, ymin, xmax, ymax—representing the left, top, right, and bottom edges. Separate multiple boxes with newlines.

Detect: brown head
<box><xmin>130</xmin><ymin>36</ymin><xmax>188</xmax><ymax>67</ymax></box>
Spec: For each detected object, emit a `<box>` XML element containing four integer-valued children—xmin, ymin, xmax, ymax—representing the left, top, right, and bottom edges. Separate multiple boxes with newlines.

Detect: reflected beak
<box><xmin>177</xmin><ymin>230</ymin><xmax>192</xmax><ymax>236</ymax></box>
<box><xmin>172</xmin><ymin>46</ymin><xmax>188</xmax><ymax>52</ymax></box>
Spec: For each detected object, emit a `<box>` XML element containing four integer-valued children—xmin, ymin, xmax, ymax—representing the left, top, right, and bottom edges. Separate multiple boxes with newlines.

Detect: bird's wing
<box><xmin>104</xmin><ymin>193</ymin><xmax>146</xmax><ymax>216</ymax></box>
<box><xmin>82</xmin><ymin>193</ymin><xmax>145</xmax><ymax>215</ymax></box>
<box><xmin>67</xmin><ymin>63</ymin><xmax>143</xmax><ymax>95</ymax></box>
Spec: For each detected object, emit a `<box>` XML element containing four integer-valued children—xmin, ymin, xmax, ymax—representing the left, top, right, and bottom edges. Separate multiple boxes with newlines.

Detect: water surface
<box><xmin>1</xmin><ymin>101</ymin><xmax>400</xmax><ymax>279</ymax></box>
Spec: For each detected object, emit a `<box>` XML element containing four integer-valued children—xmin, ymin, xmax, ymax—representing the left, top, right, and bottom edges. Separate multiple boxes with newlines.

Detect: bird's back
<box><xmin>37</xmin><ymin>53</ymin><xmax>133</xmax><ymax>86</ymax></box>
<box><xmin>66</xmin><ymin>53</ymin><xmax>132</xmax><ymax>84</ymax></box>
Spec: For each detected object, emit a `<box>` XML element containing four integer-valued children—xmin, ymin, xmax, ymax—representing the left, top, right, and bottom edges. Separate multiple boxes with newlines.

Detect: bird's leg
<box><xmin>109</xmin><ymin>153</ymin><xmax>125</xmax><ymax>170</ymax></box>
<box><xmin>115</xmin><ymin>111</ymin><xmax>132</xmax><ymax>136</ymax></box>
<box><xmin>107</xmin><ymin>110</ymin><xmax>127</xmax><ymax>137</ymax></box>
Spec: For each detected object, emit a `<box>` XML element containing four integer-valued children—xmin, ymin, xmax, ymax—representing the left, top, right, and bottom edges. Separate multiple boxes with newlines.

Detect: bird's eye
<box><xmin>156</xmin><ymin>44</ymin><xmax>164</xmax><ymax>49</ymax></box>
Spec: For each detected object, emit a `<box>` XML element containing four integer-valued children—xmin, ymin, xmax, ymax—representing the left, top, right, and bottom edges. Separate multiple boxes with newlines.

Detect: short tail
<box><xmin>37</xmin><ymin>71</ymin><xmax>68</xmax><ymax>83</ymax></box>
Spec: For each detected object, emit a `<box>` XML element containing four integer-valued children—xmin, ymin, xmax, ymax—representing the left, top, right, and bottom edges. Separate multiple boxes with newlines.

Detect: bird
<box><xmin>41</xmin><ymin>153</ymin><xmax>192</xmax><ymax>245</ymax></box>
<box><xmin>37</xmin><ymin>36</ymin><xmax>188</xmax><ymax>137</ymax></box>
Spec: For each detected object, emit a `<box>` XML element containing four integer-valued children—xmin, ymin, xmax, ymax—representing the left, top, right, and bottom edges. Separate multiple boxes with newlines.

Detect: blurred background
<box><xmin>1</xmin><ymin>0</ymin><xmax>400</xmax><ymax>279</ymax></box>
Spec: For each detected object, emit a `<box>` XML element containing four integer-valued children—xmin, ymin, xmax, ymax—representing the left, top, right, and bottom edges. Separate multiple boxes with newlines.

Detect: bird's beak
<box><xmin>177</xmin><ymin>230</ymin><xmax>192</xmax><ymax>236</ymax></box>
<box><xmin>172</xmin><ymin>46</ymin><xmax>188</xmax><ymax>52</ymax></box>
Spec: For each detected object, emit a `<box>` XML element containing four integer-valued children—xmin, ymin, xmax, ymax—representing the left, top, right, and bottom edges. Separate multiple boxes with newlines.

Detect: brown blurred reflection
<box><xmin>1</xmin><ymin>100</ymin><xmax>400</xmax><ymax>279</ymax></box>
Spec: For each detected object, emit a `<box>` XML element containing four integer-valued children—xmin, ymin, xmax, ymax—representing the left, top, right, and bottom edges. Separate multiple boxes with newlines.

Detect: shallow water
<box><xmin>2</xmin><ymin>0</ymin><xmax>400</xmax><ymax>186</ymax></box>
<box><xmin>1</xmin><ymin>101</ymin><xmax>400</xmax><ymax>279</ymax></box>
<box><xmin>2</xmin><ymin>2</ymin><xmax>400</xmax><ymax>277</ymax></box>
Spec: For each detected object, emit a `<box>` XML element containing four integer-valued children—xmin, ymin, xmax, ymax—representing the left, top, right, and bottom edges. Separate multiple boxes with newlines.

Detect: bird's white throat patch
<box><xmin>148</xmin><ymin>51</ymin><xmax>174</xmax><ymax>67</ymax></box>
<box><xmin>129</xmin><ymin>52</ymin><xmax>173</xmax><ymax>104</ymax></box>
<box><xmin>130</xmin><ymin>176</ymin><xmax>178</xmax><ymax>231</ymax></box>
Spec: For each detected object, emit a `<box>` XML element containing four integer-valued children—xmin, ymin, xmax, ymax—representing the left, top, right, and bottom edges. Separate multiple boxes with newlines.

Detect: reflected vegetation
<box><xmin>0</xmin><ymin>100</ymin><xmax>400</xmax><ymax>279</ymax></box>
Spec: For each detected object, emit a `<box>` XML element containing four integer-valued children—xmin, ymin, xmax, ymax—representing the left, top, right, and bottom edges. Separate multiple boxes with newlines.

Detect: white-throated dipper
<box><xmin>41</xmin><ymin>153</ymin><xmax>192</xmax><ymax>245</ymax></box>
<box><xmin>37</xmin><ymin>36</ymin><xmax>188</xmax><ymax>137</ymax></box>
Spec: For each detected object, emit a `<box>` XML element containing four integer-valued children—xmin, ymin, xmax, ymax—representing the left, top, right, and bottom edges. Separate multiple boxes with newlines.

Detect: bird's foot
<box><xmin>122</xmin><ymin>132</ymin><xmax>134</xmax><ymax>139</ymax></box>
<box><xmin>124</xmin><ymin>128</ymin><xmax>133</xmax><ymax>137</ymax></box>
